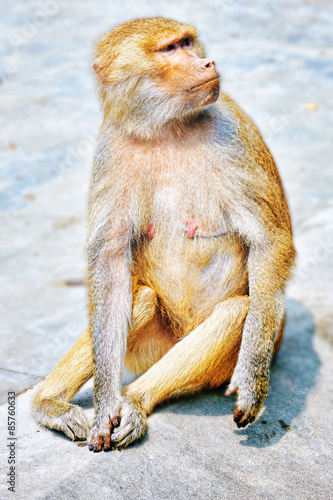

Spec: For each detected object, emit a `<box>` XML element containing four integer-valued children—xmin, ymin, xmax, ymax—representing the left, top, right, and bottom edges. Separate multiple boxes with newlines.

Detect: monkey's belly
<box><xmin>132</xmin><ymin>234</ymin><xmax>248</xmax><ymax>335</ymax></box>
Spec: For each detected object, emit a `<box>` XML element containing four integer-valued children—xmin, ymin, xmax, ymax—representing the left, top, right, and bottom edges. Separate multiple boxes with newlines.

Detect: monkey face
<box><xmin>93</xmin><ymin>18</ymin><xmax>221</xmax><ymax>137</ymax></box>
<box><xmin>152</xmin><ymin>35</ymin><xmax>220</xmax><ymax>110</ymax></box>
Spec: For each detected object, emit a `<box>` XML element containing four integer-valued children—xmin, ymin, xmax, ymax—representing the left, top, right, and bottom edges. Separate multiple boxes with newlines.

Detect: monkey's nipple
<box><xmin>186</xmin><ymin>219</ymin><xmax>199</xmax><ymax>238</ymax></box>
<box><xmin>147</xmin><ymin>223</ymin><xmax>155</xmax><ymax>239</ymax></box>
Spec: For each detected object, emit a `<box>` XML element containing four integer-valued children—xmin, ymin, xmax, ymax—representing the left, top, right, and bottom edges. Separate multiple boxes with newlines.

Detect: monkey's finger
<box><xmin>88</xmin><ymin>413</ymin><xmax>122</xmax><ymax>452</ymax></box>
<box><xmin>112</xmin><ymin>430</ymin><xmax>139</xmax><ymax>449</ymax></box>
<box><xmin>111</xmin><ymin>421</ymin><xmax>135</xmax><ymax>445</ymax></box>
<box><xmin>88</xmin><ymin>435</ymin><xmax>103</xmax><ymax>452</ymax></box>
<box><xmin>101</xmin><ymin>417</ymin><xmax>120</xmax><ymax>451</ymax></box>
<box><xmin>112</xmin><ymin>422</ymin><xmax>145</xmax><ymax>449</ymax></box>
<box><xmin>235</xmin><ymin>417</ymin><xmax>253</xmax><ymax>428</ymax></box>
<box><xmin>233</xmin><ymin>407</ymin><xmax>245</xmax><ymax>425</ymax></box>
<box><xmin>111</xmin><ymin>416</ymin><xmax>120</xmax><ymax>427</ymax></box>
<box><xmin>233</xmin><ymin>408</ymin><xmax>256</xmax><ymax>428</ymax></box>
<box><xmin>102</xmin><ymin>433</ymin><xmax>112</xmax><ymax>451</ymax></box>
<box><xmin>111</xmin><ymin>414</ymin><xmax>146</xmax><ymax>448</ymax></box>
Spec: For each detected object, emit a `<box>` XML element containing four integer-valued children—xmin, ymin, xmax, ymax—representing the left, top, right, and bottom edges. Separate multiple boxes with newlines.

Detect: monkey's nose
<box><xmin>202</xmin><ymin>59</ymin><xmax>215</xmax><ymax>69</ymax></box>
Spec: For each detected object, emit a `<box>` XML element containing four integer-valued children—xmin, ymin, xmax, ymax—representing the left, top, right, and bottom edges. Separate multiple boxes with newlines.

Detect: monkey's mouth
<box><xmin>190</xmin><ymin>76</ymin><xmax>220</xmax><ymax>91</ymax></box>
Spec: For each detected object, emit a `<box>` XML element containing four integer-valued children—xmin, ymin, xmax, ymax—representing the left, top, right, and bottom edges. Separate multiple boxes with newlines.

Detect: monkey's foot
<box><xmin>88</xmin><ymin>396</ymin><xmax>147</xmax><ymax>452</ymax></box>
<box><xmin>225</xmin><ymin>369</ymin><xmax>268</xmax><ymax>428</ymax></box>
<box><xmin>32</xmin><ymin>398</ymin><xmax>90</xmax><ymax>440</ymax></box>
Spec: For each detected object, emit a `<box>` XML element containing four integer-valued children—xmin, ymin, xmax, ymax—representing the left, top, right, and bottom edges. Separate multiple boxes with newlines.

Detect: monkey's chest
<box><xmin>142</xmin><ymin>183</ymin><xmax>229</xmax><ymax>240</ymax></box>
<box><xmin>132</xmin><ymin>190</ymin><xmax>248</xmax><ymax>334</ymax></box>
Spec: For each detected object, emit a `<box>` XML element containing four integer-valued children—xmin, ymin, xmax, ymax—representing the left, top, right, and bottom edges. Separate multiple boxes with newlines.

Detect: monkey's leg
<box><xmin>125</xmin><ymin>296</ymin><xmax>250</xmax><ymax>409</ymax></box>
<box><xmin>31</xmin><ymin>328</ymin><xmax>94</xmax><ymax>440</ymax></box>
<box><xmin>32</xmin><ymin>285</ymin><xmax>160</xmax><ymax>441</ymax></box>
<box><xmin>109</xmin><ymin>296</ymin><xmax>249</xmax><ymax>448</ymax></box>
<box><xmin>118</xmin><ymin>299</ymin><xmax>285</xmax><ymax>448</ymax></box>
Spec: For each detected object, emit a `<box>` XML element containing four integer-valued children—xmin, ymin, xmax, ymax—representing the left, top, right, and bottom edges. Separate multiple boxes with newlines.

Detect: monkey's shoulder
<box><xmin>215</xmin><ymin>94</ymin><xmax>279</xmax><ymax>173</ymax></box>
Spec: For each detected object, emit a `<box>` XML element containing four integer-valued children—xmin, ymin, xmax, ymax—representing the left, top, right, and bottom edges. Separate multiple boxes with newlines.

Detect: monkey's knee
<box><xmin>131</xmin><ymin>285</ymin><xmax>158</xmax><ymax>333</ymax></box>
<box><xmin>199</xmin><ymin>295</ymin><xmax>250</xmax><ymax>389</ymax></box>
<box><xmin>127</xmin><ymin>285</ymin><xmax>176</xmax><ymax>374</ymax></box>
<box><xmin>126</xmin><ymin>312</ymin><xmax>176</xmax><ymax>375</ymax></box>
<box><xmin>31</xmin><ymin>393</ymin><xmax>89</xmax><ymax>441</ymax></box>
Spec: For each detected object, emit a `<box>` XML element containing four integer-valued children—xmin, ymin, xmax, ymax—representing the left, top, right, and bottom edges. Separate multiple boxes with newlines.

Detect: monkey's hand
<box><xmin>88</xmin><ymin>396</ymin><xmax>147</xmax><ymax>452</ymax></box>
<box><xmin>225</xmin><ymin>357</ymin><xmax>269</xmax><ymax>428</ymax></box>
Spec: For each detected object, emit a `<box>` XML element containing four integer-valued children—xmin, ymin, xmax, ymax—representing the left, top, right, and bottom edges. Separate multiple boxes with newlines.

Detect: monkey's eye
<box><xmin>159</xmin><ymin>43</ymin><xmax>177</xmax><ymax>53</ymax></box>
<box><xmin>180</xmin><ymin>37</ymin><xmax>193</xmax><ymax>49</ymax></box>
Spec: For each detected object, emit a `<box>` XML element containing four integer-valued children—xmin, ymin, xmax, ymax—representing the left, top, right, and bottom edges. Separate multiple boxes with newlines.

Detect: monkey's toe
<box><xmin>233</xmin><ymin>407</ymin><xmax>245</xmax><ymax>426</ymax></box>
<box><xmin>110</xmin><ymin>397</ymin><xmax>147</xmax><ymax>449</ymax></box>
<box><xmin>52</xmin><ymin>405</ymin><xmax>90</xmax><ymax>440</ymax></box>
<box><xmin>227</xmin><ymin>365</ymin><xmax>268</xmax><ymax>429</ymax></box>
<box><xmin>233</xmin><ymin>393</ymin><xmax>263</xmax><ymax>428</ymax></box>
<box><xmin>62</xmin><ymin>407</ymin><xmax>90</xmax><ymax>440</ymax></box>
<box><xmin>33</xmin><ymin>400</ymin><xmax>90</xmax><ymax>441</ymax></box>
<box><xmin>88</xmin><ymin>435</ymin><xmax>104</xmax><ymax>452</ymax></box>
<box><xmin>233</xmin><ymin>408</ymin><xmax>256</xmax><ymax>428</ymax></box>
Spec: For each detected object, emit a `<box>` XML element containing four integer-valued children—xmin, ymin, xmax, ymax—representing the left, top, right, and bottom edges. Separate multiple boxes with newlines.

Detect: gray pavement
<box><xmin>1</xmin><ymin>0</ymin><xmax>333</xmax><ymax>498</ymax></box>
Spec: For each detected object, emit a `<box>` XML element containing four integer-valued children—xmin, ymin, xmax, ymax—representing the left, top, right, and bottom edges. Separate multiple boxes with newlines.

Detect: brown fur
<box><xmin>31</xmin><ymin>17</ymin><xmax>295</xmax><ymax>451</ymax></box>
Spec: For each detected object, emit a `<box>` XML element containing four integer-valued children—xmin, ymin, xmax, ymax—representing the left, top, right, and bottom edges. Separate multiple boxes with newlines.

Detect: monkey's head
<box><xmin>93</xmin><ymin>17</ymin><xmax>220</xmax><ymax>139</ymax></box>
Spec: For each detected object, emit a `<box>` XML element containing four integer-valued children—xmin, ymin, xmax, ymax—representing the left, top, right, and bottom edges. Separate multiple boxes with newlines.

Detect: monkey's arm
<box><xmin>86</xmin><ymin>217</ymin><xmax>140</xmax><ymax>452</ymax></box>
<box><xmin>226</xmin><ymin>228</ymin><xmax>295</xmax><ymax>427</ymax></box>
<box><xmin>219</xmin><ymin>98</ymin><xmax>296</xmax><ymax>426</ymax></box>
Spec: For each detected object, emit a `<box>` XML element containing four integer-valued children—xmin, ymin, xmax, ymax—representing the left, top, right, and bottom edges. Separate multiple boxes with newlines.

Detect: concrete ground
<box><xmin>1</xmin><ymin>0</ymin><xmax>332</xmax><ymax>498</ymax></box>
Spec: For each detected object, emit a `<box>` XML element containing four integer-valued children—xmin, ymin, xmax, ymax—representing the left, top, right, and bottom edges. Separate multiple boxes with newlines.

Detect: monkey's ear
<box><xmin>93</xmin><ymin>56</ymin><xmax>108</xmax><ymax>85</ymax></box>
